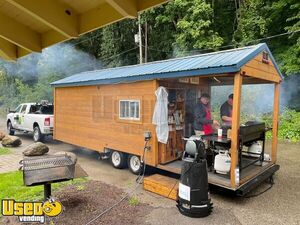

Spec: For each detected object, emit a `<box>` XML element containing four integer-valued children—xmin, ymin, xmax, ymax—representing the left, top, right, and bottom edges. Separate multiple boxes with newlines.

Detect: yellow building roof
<box><xmin>0</xmin><ymin>0</ymin><xmax>168</xmax><ymax>61</ymax></box>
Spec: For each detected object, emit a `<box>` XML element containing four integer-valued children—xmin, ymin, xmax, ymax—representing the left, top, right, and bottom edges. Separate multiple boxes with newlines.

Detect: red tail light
<box><xmin>44</xmin><ymin>118</ymin><xmax>50</xmax><ymax>126</ymax></box>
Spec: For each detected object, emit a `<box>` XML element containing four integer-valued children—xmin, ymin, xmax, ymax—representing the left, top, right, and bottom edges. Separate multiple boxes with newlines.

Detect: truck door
<box><xmin>12</xmin><ymin>104</ymin><xmax>23</xmax><ymax>129</ymax></box>
<box><xmin>18</xmin><ymin>104</ymin><xmax>28</xmax><ymax>130</ymax></box>
<box><xmin>23</xmin><ymin>104</ymin><xmax>37</xmax><ymax>131</ymax></box>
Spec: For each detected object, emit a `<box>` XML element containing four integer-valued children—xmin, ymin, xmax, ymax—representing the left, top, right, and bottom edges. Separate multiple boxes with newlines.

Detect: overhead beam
<box><xmin>0</xmin><ymin>37</ymin><xmax>16</xmax><ymax>61</ymax></box>
<box><xmin>17</xmin><ymin>47</ymin><xmax>31</xmax><ymax>58</ymax></box>
<box><xmin>5</xmin><ymin>0</ymin><xmax>78</xmax><ymax>38</ymax></box>
<box><xmin>79</xmin><ymin>3</ymin><xmax>124</xmax><ymax>34</ymax></box>
<box><xmin>241</xmin><ymin>65</ymin><xmax>281</xmax><ymax>83</ymax></box>
<box><xmin>0</xmin><ymin>12</ymin><xmax>41</xmax><ymax>53</ymax></box>
<box><xmin>138</xmin><ymin>0</ymin><xmax>169</xmax><ymax>12</ymax></box>
<box><xmin>42</xmin><ymin>30</ymin><xmax>69</xmax><ymax>49</ymax></box>
<box><xmin>106</xmin><ymin>0</ymin><xmax>137</xmax><ymax>18</ymax></box>
<box><xmin>0</xmin><ymin>0</ymin><xmax>168</xmax><ymax>60</ymax></box>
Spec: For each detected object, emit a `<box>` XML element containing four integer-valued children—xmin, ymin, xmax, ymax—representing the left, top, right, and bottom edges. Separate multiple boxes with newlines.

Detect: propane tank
<box><xmin>248</xmin><ymin>142</ymin><xmax>262</xmax><ymax>157</ymax></box>
<box><xmin>214</xmin><ymin>150</ymin><xmax>231</xmax><ymax>174</ymax></box>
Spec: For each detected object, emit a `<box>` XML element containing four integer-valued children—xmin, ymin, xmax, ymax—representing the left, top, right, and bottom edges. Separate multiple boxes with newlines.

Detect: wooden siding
<box><xmin>241</xmin><ymin>53</ymin><xmax>281</xmax><ymax>83</ymax></box>
<box><xmin>54</xmin><ymin>80</ymin><xmax>158</xmax><ymax>166</ymax></box>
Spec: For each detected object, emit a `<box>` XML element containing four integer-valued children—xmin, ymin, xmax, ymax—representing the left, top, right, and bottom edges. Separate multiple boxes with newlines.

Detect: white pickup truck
<box><xmin>6</xmin><ymin>102</ymin><xmax>54</xmax><ymax>142</ymax></box>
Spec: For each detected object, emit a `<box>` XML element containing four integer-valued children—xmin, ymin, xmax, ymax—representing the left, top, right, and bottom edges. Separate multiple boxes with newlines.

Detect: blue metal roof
<box><xmin>51</xmin><ymin>43</ymin><xmax>282</xmax><ymax>87</ymax></box>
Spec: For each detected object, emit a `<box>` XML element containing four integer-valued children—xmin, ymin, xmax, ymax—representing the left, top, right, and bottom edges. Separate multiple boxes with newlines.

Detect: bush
<box><xmin>277</xmin><ymin>109</ymin><xmax>300</xmax><ymax>142</ymax></box>
<box><xmin>212</xmin><ymin>107</ymin><xmax>300</xmax><ymax>142</ymax></box>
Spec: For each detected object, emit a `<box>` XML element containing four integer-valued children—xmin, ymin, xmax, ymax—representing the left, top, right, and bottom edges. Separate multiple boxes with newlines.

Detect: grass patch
<box><xmin>76</xmin><ymin>185</ymin><xmax>86</xmax><ymax>191</ymax></box>
<box><xmin>128</xmin><ymin>196</ymin><xmax>140</xmax><ymax>206</ymax></box>
<box><xmin>0</xmin><ymin>170</ymin><xmax>87</xmax><ymax>214</ymax></box>
<box><xmin>0</xmin><ymin>147</ymin><xmax>11</xmax><ymax>155</ymax></box>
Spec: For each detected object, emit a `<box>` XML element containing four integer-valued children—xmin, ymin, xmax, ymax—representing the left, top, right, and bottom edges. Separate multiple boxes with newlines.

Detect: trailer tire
<box><xmin>128</xmin><ymin>155</ymin><xmax>142</xmax><ymax>175</ymax></box>
<box><xmin>7</xmin><ymin>121</ymin><xmax>15</xmax><ymax>135</ymax></box>
<box><xmin>110</xmin><ymin>151</ymin><xmax>127</xmax><ymax>169</ymax></box>
<box><xmin>33</xmin><ymin>126</ymin><xmax>43</xmax><ymax>142</ymax></box>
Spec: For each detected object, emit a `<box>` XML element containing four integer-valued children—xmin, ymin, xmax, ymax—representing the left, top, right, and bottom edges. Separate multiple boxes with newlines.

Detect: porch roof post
<box><xmin>272</xmin><ymin>83</ymin><xmax>280</xmax><ymax>163</ymax></box>
<box><xmin>230</xmin><ymin>72</ymin><xmax>243</xmax><ymax>188</ymax></box>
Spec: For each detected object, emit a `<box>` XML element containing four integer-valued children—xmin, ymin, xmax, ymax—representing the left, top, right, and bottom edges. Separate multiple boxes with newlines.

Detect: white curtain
<box><xmin>152</xmin><ymin>86</ymin><xmax>169</xmax><ymax>144</ymax></box>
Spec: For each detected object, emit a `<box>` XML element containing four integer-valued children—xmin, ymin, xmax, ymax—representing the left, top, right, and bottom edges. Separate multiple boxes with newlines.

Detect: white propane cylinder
<box><xmin>248</xmin><ymin>142</ymin><xmax>262</xmax><ymax>157</ymax></box>
<box><xmin>214</xmin><ymin>150</ymin><xmax>231</xmax><ymax>174</ymax></box>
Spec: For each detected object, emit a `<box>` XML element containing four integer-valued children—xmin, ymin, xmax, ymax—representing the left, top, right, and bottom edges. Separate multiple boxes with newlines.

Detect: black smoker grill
<box><xmin>20</xmin><ymin>155</ymin><xmax>76</xmax><ymax>200</ymax></box>
<box><xmin>203</xmin><ymin>121</ymin><xmax>269</xmax><ymax>175</ymax></box>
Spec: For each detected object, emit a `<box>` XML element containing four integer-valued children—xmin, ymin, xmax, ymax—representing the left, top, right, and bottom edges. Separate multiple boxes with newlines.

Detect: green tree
<box><xmin>144</xmin><ymin>0</ymin><xmax>223</xmax><ymax>57</ymax></box>
<box><xmin>100</xmin><ymin>19</ymin><xmax>138</xmax><ymax>68</ymax></box>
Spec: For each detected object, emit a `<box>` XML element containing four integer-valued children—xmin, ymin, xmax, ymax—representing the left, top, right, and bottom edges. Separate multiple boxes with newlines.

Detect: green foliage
<box><xmin>142</xmin><ymin>0</ymin><xmax>223</xmax><ymax>57</ymax></box>
<box><xmin>233</xmin><ymin>0</ymin><xmax>270</xmax><ymax>45</ymax></box>
<box><xmin>0</xmin><ymin>147</ymin><xmax>11</xmax><ymax>155</ymax></box>
<box><xmin>128</xmin><ymin>196</ymin><xmax>140</xmax><ymax>206</ymax></box>
<box><xmin>277</xmin><ymin>109</ymin><xmax>300</xmax><ymax>142</ymax></box>
<box><xmin>76</xmin><ymin>185</ymin><xmax>86</xmax><ymax>191</ymax></box>
<box><xmin>170</xmin><ymin>0</ymin><xmax>223</xmax><ymax>51</ymax></box>
<box><xmin>100</xmin><ymin>19</ymin><xmax>138</xmax><ymax>67</ymax></box>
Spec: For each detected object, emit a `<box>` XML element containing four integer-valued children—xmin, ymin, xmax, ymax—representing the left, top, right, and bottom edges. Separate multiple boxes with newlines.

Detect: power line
<box><xmin>99</xmin><ymin>46</ymin><xmax>138</xmax><ymax>61</ymax></box>
<box><xmin>143</xmin><ymin>29</ymin><xmax>300</xmax><ymax>55</ymax></box>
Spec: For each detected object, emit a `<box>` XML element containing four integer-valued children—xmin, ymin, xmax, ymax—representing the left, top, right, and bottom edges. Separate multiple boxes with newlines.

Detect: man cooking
<box><xmin>220</xmin><ymin>93</ymin><xmax>233</xmax><ymax>126</ymax></box>
<box><xmin>193</xmin><ymin>93</ymin><xmax>220</xmax><ymax>136</ymax></box>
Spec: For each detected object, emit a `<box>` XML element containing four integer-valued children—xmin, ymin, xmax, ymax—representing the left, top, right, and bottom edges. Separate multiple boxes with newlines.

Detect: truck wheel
<box><xmin>128</xmin><ymin>155</ymin><xmax>142</xmax><ymax>175</ymax></box>
<box><xmin>7</xmin><ymin>121</ymin><xmax>15</xmax><ymax>135</ymax></box>
<box><xmin>110</xmin><ymin>151</ymin><xmax>127</xmax><ymax>169</ymax></box>
<box><xmin>33</xmin><ymin>126</ymin><xmax>43</xmax><ymax>142</ymax></box>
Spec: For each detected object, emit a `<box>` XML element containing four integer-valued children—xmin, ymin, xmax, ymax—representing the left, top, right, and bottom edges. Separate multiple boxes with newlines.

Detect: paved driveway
<box><xmin>0</xmin><ymin>117</ymin><xmax>299</xmax><ymax>225</ymax></box>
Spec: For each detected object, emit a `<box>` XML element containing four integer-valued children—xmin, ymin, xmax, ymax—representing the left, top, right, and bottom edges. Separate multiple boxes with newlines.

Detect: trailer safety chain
<box><xmin>84</xmin><ymin>141</ymin><xmax>149</xmax><ymax>225</ymax></box>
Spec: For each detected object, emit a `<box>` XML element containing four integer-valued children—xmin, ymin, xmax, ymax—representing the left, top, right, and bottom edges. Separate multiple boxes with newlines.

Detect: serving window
<box><xmin>119</xmin><ymin>100</ymin><xmax>140</xmax><ymax>120</ymax></box>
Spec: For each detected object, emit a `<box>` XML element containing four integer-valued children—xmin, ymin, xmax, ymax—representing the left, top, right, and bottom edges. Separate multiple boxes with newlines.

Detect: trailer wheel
<box><xmin>33</xmin><ymin>126</ymin><xmax>43</xmax><ymax>142</ymax></box>
<box><xmin>128</xmin><ymin>155</ymin><xmax>142</xmax><ymax>175</ymax></box>
<box><xmin>110</xmin><ymin>151</ymin><xmax>127</xmax><ymax>169</ymax></box>
<box><xmin>7</xmin><ymin>121</ymin><xmax>15</xmax><ymax>135</ymax></box>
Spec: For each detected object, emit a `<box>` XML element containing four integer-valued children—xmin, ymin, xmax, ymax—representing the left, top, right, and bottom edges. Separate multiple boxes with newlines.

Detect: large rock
<box><xmin>0</xmin><ymin>131</ymin><xmax>5</xmax><ymax>141</ymax></box>
<box><xmin>1</xmin><ymin>135</ymin><xmax>22</xmax><ymax>147</ymax></box>
<box><xmin>23</xmin><ymin>142</ymin><xmax>49</xmax><ymax>156</ymax></box>
<box><xmin>54</xmin><ymin>151</ymin><xmax>77</xmax><ymax>164</ymax></box>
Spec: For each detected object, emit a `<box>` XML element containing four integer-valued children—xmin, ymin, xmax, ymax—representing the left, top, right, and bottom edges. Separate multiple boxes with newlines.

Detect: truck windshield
<box><xmin>14</xmin><ymin>105</ymin><xmax>22</xmax><ymax>113</ymax></box>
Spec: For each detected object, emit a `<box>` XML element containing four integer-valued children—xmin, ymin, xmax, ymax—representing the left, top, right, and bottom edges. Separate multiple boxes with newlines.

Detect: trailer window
<box><xmin>119</xmin><ymin>100</ymin><xmax>140</xmax><ymax>120</ymax></box>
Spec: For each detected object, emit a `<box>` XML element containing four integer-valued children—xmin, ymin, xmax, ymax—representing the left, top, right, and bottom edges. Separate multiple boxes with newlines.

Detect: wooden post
<box><xmin>230</xmin><ymin>73</ymin><xmax>243</xmax><ymax>188</ymax></box>
<box><xmin>153</xmin><ymin>79</ymin><xmax>159</xmax><ymax>166</ymax></box>
<box><xmin>272</xmin><ymin>83</ymin><xmax>280</xmax><ymax>163</ymax></box>
<box><xmin>53</xmin><ymin>87</ymin><xmax>56</xmax><ymax>139</ymax></box>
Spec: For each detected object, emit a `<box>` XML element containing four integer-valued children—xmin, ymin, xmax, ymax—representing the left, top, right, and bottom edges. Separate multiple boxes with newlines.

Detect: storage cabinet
<box><xmin>159</xmin><ymin>89</ymin><xmax>185</xmax><ymax>164</ymax></box>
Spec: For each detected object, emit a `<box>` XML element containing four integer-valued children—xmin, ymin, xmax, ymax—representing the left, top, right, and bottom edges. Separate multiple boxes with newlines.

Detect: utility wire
<box><xmin>143</xmin><ymin>29</ymin><xmax>300</xmax><ymax>55</ymax></box>
<box><xmin>99</xmin><ymin>47</ymin><xmax>138</xmax><ymax>62</ymax></box>
<box><xmin>84</xmin><ymin>141</ymin><xmax>149</xmax><ymax>225</ymax></box>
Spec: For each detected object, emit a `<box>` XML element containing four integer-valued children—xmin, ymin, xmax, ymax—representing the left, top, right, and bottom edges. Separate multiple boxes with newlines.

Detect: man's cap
<box><xmin>228</xmin><ymin>93</ymin><xmax>233</xmax><ymax>99</ymax></box>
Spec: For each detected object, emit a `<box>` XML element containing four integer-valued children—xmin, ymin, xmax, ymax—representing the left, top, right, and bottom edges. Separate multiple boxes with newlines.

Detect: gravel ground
<box><xmin>0</xmin><ymin>117</ymin><xmax>299</xmax><ymax>225</ymax></box>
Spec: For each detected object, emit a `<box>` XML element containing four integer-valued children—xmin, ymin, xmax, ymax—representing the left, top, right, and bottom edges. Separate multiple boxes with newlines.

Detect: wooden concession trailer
<box><xmin>52</xmin><ymin>43</ymin><xmax>281</xmax><ymax>194</ymax></box>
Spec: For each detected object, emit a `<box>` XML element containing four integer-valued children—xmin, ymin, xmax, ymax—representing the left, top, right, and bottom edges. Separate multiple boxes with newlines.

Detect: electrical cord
<box><xmin>84</xmin><ymin>141</ymin><xmax>149</xmax><ymax>225</ymax></box>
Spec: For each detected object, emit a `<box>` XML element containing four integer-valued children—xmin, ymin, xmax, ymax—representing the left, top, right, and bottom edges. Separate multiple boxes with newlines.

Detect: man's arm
<box><xmin>222</xmin><ymin>115</ymin><xmax>232</xmax><ymax>122</ymax></box>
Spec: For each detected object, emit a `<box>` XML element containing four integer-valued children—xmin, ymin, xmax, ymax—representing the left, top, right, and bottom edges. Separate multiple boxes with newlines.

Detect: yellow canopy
<box><xmin>0</xmin><ymin>0</ymin><xmax>168</xmax><ymax>61</ymax></box>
